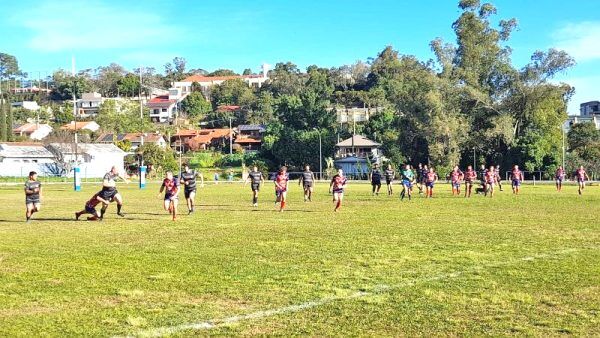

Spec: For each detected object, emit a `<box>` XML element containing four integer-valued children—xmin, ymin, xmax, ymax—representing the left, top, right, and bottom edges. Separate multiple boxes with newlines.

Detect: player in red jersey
<box><xmin>555</xmin><ymin>166</ymin><xmax>565</xmax><ymax>192</ymax></box>
<box><xmin>424</xmin><ymin>167</ymin><xmax>438</xmax><ymax>198</ymax></box>
<box><xmin>274</xmin><ymin>166</ymin><xmax>289</xmax><ymax>212</ymax></box>
<box><xmin>485</xmin><ymin>165</ymin><xmax>496</xmax><ymax>197</ymax></box>
<box><xmin>329</xmin><ymin>168</ymin><xmax>348</xmax><ymax>212</ymax></box>
<box><xmin>449</xmin><ymin>166</ymin><xmax>464</xmax><ymax>196</ymax></box>
<box><xmin>75</xmin><ymin>192</ymin><xmax>111</xmax><ymax>221</ymax></box>
<box><xmin>510</xmin><ymin>165</ymin><xmax>524</xmax><ymax>195</ymax></box>
<box><xmin>158</xmin><ymin>171</ymin><xmax>180</xmax><ymax>221</ymax></box>
<box><xmin>463</xmin><ymin>165</ymin><xmax>478</xmax><ymax>198</ymax></box>
<box><xmin>575</xmin><ymin>165</ymin><xmax>590</xmax><ymax>195</ymax></box>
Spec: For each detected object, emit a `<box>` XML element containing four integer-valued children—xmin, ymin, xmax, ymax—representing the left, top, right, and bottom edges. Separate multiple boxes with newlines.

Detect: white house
<box><xmin>47</xmin><ymin>143</ymin><xmax>127</xmax><ymax>177</ymax></box>
<box><xmin>11</xmin><ymin>101</ymin><xmax>41</xmax><ymax>111</ymax></box>
<box><xmin>13</xmin><ymin>123</ymin><xmax>53</xmax><ymax>140</ymax></box>
<box><xmin>60</xmin><ymin>121</ymin><xmax>101</xmax><ymax>133</ymax></box>
<box><xmin>77</xmin><ymin>92</ymin><xmax>103</xmax><ymax>117</ymax></box>
<box><xmin>147</xmin><ymin>87</ymin><xmax>187</xmax><ymax>123</ymax></box>
<box><xmin>0</xmin><ymin>143</ymin><xmax>57</xmax><ymax>177</ymax></box>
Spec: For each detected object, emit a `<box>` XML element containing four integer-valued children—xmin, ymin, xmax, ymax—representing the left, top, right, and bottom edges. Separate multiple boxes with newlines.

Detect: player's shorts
<box><xmin>426</xmin><ymin>182</ymin><xmax>435</xmax><ymax>188</ymax></box>
<box><xmin>486</xmin><ymin>181</ymin><xmax>495</xmax><ymax>187</ymax></box>
<box><xmin>184</xmin><ymin>188</ymin><xmax>196</xmax><ymax>199</ymax></box>
<box><xmin>452</xmin><ymin>182</ymin><xmax>461</xmax><ymax>188</ymax></box>
<box><xmin>164</xmin><ymin>194</ymin><xmax>178</xmax><ymax>201</ymax></box>
<box><xmin>555</xmin><ymin>177</ymin><xmax>563</xmax><ymax>182</ymax></box>
<box><xmin>85</xmin><ymin>204</ymin><xmax>96</xmax><ymax>214</ymax></box>
<box><xmin>332</xmin><ymin>189</ymin><xmax>344</xmax><ymax>195</ymax></box>
<box><xmin>275</xmin><ymin>189</ymin><xmax>287</xmax><ymax>197</ymax></box>
<box><xmin>371</xmin><ymin>179</ymin><xmax>381</xmax><ymax>186</ymax></box>
<box><xmin>100</xmin><ymin>188</ymin><xmax>118</xmax><ymax>200</ymax></box>
<box><xmin>25</xmin><ymin>198</ymin><xmax>40</xmax><ymax>206</ymax></box>
<box><xmin>303</xmin><ymin>181</ymin><xmax>314</xmax><ymax>189</ymax></box>
<box><xmin>577</xmin><ymin>178</ymin><xmax>585</xmax><ymax>183</ymax></box>
<box><xmin>402</xmin><ymin>179</ymin><xmax>413</xmax><ymax>188</ymax></box>
<box><xmin>251</xmin><ymin>183</ymin><xmax>260</xmax><ymax>192</ymax></box>
<box><xmin>512</xmin><ymin>179</ymin><xmax>521</xmax><ymax>187</ymax></box>
<box><xmin>386</xmin><ymin>179</ymin><xmax>393</xmax><ymax>185</ymax></box>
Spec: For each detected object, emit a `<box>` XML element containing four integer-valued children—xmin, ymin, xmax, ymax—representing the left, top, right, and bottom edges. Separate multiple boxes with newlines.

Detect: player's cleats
<box><xmin>75</xmin><ymin>212</ymin><xmax>80</xmax><ymax>220</ymax></box>
<box><xmin>117</xmin><ymin>212</ymin><xmax>125</xmax><ymax>217</ymax></box>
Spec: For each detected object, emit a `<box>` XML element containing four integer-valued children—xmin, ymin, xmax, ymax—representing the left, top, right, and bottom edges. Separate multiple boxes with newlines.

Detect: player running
<box><xmin>99</xmin><ymin>166</ymin><xmax>129</xmax><ymax>218</ymax></box>
<box><xmin>274</xmin><ymin>166</ymin><xmax>289</xmax><ymax>212</ymax></box>
<box><xmin>510</xmin><ymin>165</ymin><xmax>524</xmax><ymax>195</ymax></box>
<box><xmin>478</xmin><ymin>164</ymin><xmax>488</xmax><ymax>195</ymax></box>
<box><xmin>484</xmin><ymin>165</ymin><xmax>496</xmax><ymax>197</ymax></box>
<box><xmin>495</xmin><ymin>165</ymin><xmax>503</xmax><ymax>191</ymax></box>
<box><xmin>417</xmin><ymin>164</ymin><xmax>428</xmax><ymax>194</ymax></box>
<box><xmin>555</xmin><ymin>166</ymin><xmax>566</xmax><ymax>192</ymax></box>
<box><xmin>449</xmin><ymin>166</ymin><xmax>464</xmax><ymax>196</ymax></box>
<box><xmin>575</xmin><ymin>165</ymin><xmax>590</xmax><ymax>195</ymax></box>
<box><xmin>464</xmin><ymin>165</ymin><xmax>477</xmax><ymax>198</ymax></box>
<box><xmin>298</xmin><ymin>165</ymin><xmax>315</xmax><ymax>202</ymax></box>
<box><xmin>329</xmin><ymin>168</ymin><xmax>348</xmax><ymax>212</ymax></box>
<box><xmin>425</xmin><ymin>167</ymin><xmax>438</xmax><ymax>198</ymax></box>
<box><xmin>400</xmin><ymin>164</ymin><xmax>416</xmax><ymax>201</ymax></box>
<box><xmin>244</xmin><ymin>165</ymin><xmax>265</xmax><ymax>207</ymax></box>
<box><xmin>370</xmin><ymin>163</ymin><xmax>382</xmax><ymax>196</ymax></box>
<box><xmin>180</xmin><ymin>164</ymin><xmax>204</xmax><ymax>214</ymax></box>
<box><xmin>24</xmin><ymin>171</ymin><xmax>42</xmax><ymax>222</ymax></box>
<box><xmin>158</xmin><ymin>171</ymin><xmax>180</xmax><ymax>221</ymax></box>
<box><xmin>75</xmin><ymin>192</ymin><xmax>111</xmax><ymax>221</ymax></box>
<box><xmin>384</xmin><ymin>164</ymin><xmax>395</xmax><ymax>196</ymax></box>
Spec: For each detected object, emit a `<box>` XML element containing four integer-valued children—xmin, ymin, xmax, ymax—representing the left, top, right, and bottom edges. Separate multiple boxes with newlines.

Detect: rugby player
<box><xmin>158</xmin><ymin>171</ymin><xmax>179</xmax><ymax>221</ymax></box>
<box><xmin>425</xmin><ymin>167</ymin><xmax>438</xmax><ymax>198</ymax></box>
<box><xmin>244</xmin><ymin>165</ymin><xmax>265</xmax><ymax>207</ymax></box>
<box><xmin>24</xmin><ymin>171</ymin><xmax>42</xmax><ymax>222</ymax></box>
<box><xmin>555</xmin><ymin>166</ymin><xmax>565</xmax><ymax>192</ymax></box>
<box><xmin>298</xmin><ymin>165</ymin><xmax>315</xmax><ymax>202</ymax></box>
<box><xmin>575</xmin><ymin>165</ymin><xmax>590</xmax><ymax>195</ymax></box>
<box><xmin>449</xmin><ymin>165</ymin><xmax>464</xmax><ymax>196</ymax></box>
<box><xmin>485</xmin><ymin>165</ymin><xmax>496</xmax><ymax>197</ymax></box>
<box><xmin>274</xmin><ymin>166</ymin><xmax>289</xmax><ymax>212</ymax></box>
<box><xmin>329</xmin><ymin>168</ymin><xmax>348</xmax><ymax>212</ymax></box>
<box><xmin>370</xmin><ymin>163</ymin><xmax>382</xmax><ymax>196</ymax></box>
<box><xmin>75</xmin><ymin>192</ymin><xmax>110</xmax><ymax>221</ymax></box>
<box><xmin>495</xmin><ymin>165</ymin><xmax>503</xmax><ymax>191</ymax></box>
<box><xmin>510</xmin><ymin>165</ymin><xmax>524</xmax><ymax>194</ymax></box>
<box><xmin>400</xmin><ymin>164</ymin><xmax>416</xmax><ymax>201</ymax></box>
<box><xmin>464</xmin><ymin>165</ymin><xmax>477</xmax><ymax>197</ymax></box>
<box><xmin>180</xmin><ymin>164</ymin><xmax>204</xmax><ymax>214</ymax></box>
<box><xmin>99</xmin><ymin>166</ymin><xmax>129</xmax><ymax>218</ymax></box>
<box><xmin>384</xmin><ymin>164</ymin><xmax>395</xmax><ymax>196</ymax></box>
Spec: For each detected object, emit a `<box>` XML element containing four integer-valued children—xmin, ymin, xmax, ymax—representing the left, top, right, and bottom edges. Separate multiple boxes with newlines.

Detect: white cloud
<box><xmin>554</xmin><ymin>21</ymin><xmax>600</xmax><ymax>62</ymax></box>
<box><xmin>12</xmin><ymin>0</ymin><xmax>185</xmax><ymax>52</ymax></box>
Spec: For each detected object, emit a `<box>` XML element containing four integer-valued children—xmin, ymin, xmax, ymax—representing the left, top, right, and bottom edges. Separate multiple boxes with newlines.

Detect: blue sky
<box><xmin>2</xmin><ymin>0</ymin><xmax>599</xmax><ymax>114</ymax></box>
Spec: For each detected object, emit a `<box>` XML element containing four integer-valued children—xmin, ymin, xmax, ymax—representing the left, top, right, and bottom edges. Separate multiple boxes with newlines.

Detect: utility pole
<box><xmin>229</xmin><ymin>116</ymin><xmax>233</xmax><ymax>155</ymax></box>
<box><xmin>473</xmin><ymin>148</ymin><xmax>476</xmax><ymax>169</ymax></box>
<box><xmin>318</xmin><ymin>130</ymin><xmax>322</xmax><ymax>180</ymax></box>
<box><xmin>72</xmin><ymin>56</ymin><xmax>78</xmax><ymax>165</ymax></box>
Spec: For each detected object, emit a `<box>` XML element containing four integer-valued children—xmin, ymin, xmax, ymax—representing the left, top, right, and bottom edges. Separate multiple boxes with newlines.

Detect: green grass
<box><xmin>0</xmin><ymin>181</ymin><xmax>598</xmax><ymax>336</ymax></box>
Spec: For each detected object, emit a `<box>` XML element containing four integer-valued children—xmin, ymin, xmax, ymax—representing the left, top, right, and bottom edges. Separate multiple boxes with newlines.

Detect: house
<box><xmin>172</xmin><ymin>128</ymin><xmax>234</xmax><ymax>152</ymax></box>
<box><xmin>563</xmin><ymin>115</ymin><xmax>600</xmax><ymax>133</ymax></box>
<box><xmin>234</xmin><ymin>125</ymin><xmax>266</xmax><ymax>152</ymax></box>
<box><xmin>334</xmin><ymin>135</ymin><xmax>381</xmax><ymax>177</ymax></box>
<box><xmin>172</xmin><ymin>64</ymin><xmax>270</xmax><ymax>97</ymax></box>
<box><xmin>0</xmin><ymin>142</ymin><xmax>57</xmax><ymax>177</ymax></box>
<box><xmin>95</xmin><ymin>132</ymin><xmax>167</xmax><ymax>150</ymax></box>
<box><xmin>60</xmin><ymin>121</ymin><xmax>101</xmax><ymax>133</ymax></box>
<box><xmin>13</xmin><ymin>123</ymin><xmax>53</xmax><ymax>140</ymax></box>
<box><xmin>334</xmin><ymin>106</ymin><xmax>384</xmax><ymax>124</ymax></box>
<box><xmin>77</xmin><ymin>92</ymin><xmax>103</xmax><ymax>117</ymax></box>
<box><xmin>47</xmin><ymin>143</ymin><xmax>127</xmax><ymax>177</ymax></box>
<box><xmin>11</xmin><ymin>101</ymin><xmax>41</xmax><ymax>111</ymax></box>
<box><xmin>580</xmin><ymin>101</ymin><xmax>600</xmax><ymax>117</ymax></box>
<box><xmin>147</xmin><ymin>87</ymin><xmax>187</xmax><ymax>123</ymax></box>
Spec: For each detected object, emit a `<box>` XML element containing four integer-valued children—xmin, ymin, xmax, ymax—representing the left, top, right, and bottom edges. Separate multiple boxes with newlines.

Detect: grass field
<box><xmin>0</xmin><ymin>181</ymin><xmax>599</xmax><ymax>337</ymax></box>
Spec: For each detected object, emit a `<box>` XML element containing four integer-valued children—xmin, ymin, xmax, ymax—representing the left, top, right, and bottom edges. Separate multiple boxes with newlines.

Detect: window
<box><xmin>162</xmin><ymin>108</ymin><xmax>167</xmax><ymax>112</ymax></box>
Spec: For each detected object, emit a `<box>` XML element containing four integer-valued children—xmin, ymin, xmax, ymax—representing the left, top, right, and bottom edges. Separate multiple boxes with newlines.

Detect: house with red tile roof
<box><xmin>13</xmin><ymin>123</ymin><xmax>53</xmax><ymax>140</ymax></box>
<box><xmin>171</xmin><ymin>128</ymin><xmax>235</xmax><ymax>152</ymax></box>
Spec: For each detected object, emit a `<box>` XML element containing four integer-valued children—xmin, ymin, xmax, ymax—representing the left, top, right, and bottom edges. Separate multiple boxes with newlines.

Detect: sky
<box><xmin>1</xmin><ymin>0</ymin><xmax>599</xmax><ymax>114</ymax></box>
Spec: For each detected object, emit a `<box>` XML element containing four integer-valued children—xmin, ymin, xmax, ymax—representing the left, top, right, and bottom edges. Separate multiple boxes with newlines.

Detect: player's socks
<box><xmin>75</xmin><ymin>212</ymin><xmax>81</xmax><ymax>220</ymax></box>
<box><xmin>100</xmin><ymin>206</ymin><xmax>107</xmax><ymax>219</ymax></box>
<box><xmin>117</xmin><ymin>204</ymin><xmax>124</xmax><ymax>217</ymax></box>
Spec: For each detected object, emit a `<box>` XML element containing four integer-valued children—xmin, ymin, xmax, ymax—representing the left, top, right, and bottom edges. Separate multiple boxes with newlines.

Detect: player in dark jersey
<box><xmin>370</xmin><ymin>163</ymin><xmax>382</xmax><ymax>196</ymax></box>
<box><xmin>244</xmin><ymin>165</ymin><xmax>265</xmax><ymax>207</ymax></box>
<box><xmin>158</xmin><ymin>171</ymin><xmax>180</xmax><ymax>221</ymax></box>
<box><xmin>99</xmin><ymin>166</ymin><xmax>129</xmax><ymax>218</ymax></box>
<box><xmin>555</xmin><ymin>166</ymin><xmax>565</xmax><ymax>192</ymax></box>
<box><xmin>329</xmin><ymin>168</ymin><xmax>348</xmax><ymax>212</ymax></box>
<box><xmin>400</xmin><ymin>164</ymin><xmax>416</xmax><ymax>201</ymax></box>
<box><xmin>298</xmin><ymin>165</ymin><xmax>315</xmax><ymax>202</ymax></box>
<box><xmin>416</xmin><ymin>164</ymin><xmax>428</xmax><ymax>194</ymax></box>
<box><xmin>495</xmin><ymin>165</ymin><xmax>503</xmax><ymax>191</ymax></box>
<box><xmin>384</xmin><ymin>164</ymin><xmax>395</xmax><ymax>196</ymax></box>
<box><xmin>449</xmin><ymin>165</ymin><xmax>464</xmax><ymax>196</ymax></box>
<box><xmin>180</xmin><ymin>164</ymin><xmax>204</xmax><ymax>214</ymax></box>
<box><xmin>274</xmin><ymin>166</ymin><xmax>289</xmax><ymax>212</ymax></box>
<box><xmin>424</xmin><ymin>167</ymin><xmax>438</xmax><ymax>198</ymax></box>
<box><xmin>510</xmin><ymin>165</ymin><xmax>524</xmax><ymax>195</ymax></box>
<box><xmin>575</xmin><ymin>165</ymin><xmax>590</xmax><ymax>195</ymax></box>
<box><xmin>75</xmin><ymin>192</ymin><xmax>111</xmax><ymax>221</ymax></box>
<box><xmin>484</xmin><ymin>165</ymin><xmax>496</xmax><ymax>197</ymax></box>
<box><xmin>24</xmin><ymin>171</ymin><xmax>42</xmax><ymax>222</ymax></box>
<box><xmin>464</xmin><ymin>165</ymin><xmax>477</xmax><ymax>198</ymax></box>
<box><xmin>478</xmin><ymin>164</ymin><xmax>488</xmax><ymax>195</ymax></box>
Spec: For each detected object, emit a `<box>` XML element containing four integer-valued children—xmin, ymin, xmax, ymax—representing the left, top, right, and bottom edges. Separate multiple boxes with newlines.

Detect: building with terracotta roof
<box><xmin>234</xmin><ymin>125</ymin><xmax>266</xmax><ymax>152</ymax></box>
<box><xmin>60</xmin><ymin>121</ymin><xmax>101</xmax><ymax>133</ymax></box>
<box><xmin>172</xmin><ymin>128</ymin><xmax>235</xmax><ymax>152</ymax></box>
<box><xmin>13</xmin><ymin>123</ymin><xmax>53</xmax><ymax>140</ymax></box>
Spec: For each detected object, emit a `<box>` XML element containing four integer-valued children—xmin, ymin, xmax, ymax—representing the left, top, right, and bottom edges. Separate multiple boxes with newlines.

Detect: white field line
<box><xmin>121</xmin><ymin>247</ymin><xmax>586</xmax><ymax>338</ymax></box>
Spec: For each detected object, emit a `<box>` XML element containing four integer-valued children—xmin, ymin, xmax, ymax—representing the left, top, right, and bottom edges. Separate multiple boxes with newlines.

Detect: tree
<box><xmin>181</xmin><ymin>91</ymin><xmax>212</xmax><ymax>119</ymax></box>
<box><xmin>50</xmin><ymin>70</ymin><xmax>92</xmax><ymax>100</ymax></box>
<box><xmin>210</xmin><ymin>79</ymin><xmax>255</xmax><ymax>109</ymax></box>
<box><xmin>568</xmin><ymin>123</ymin><xmax>600</xmax><ymax>160</ymax></box>
<box><xmin>139</xmin><ymin>143</ymin><xmax>178</xmax><ymax>172</ymax></box>
<box><xmin>0</xmin><ymin>53</ymin><xmax>22</xmax><ymax>79</ymax></box>
<box><xmin>117</xmin><ymin>73</ymin><xmax>140</xmax><ymax>98</ymax></box>
<box><xmin>242</xmin><ymin>68</ymin><xmax>252</xmax><ymax>76</ymax></box>
<box><xmin>208</xmin><ymin>69</ymin><xmax>238</xmax><ymax>77</ymax></box>
<box><xmin>6</xmin><ymin>106</ymin><xmax>14</xmax><ymax>141</ymax></box>
<box><xmin>96</xmin><ymin>99</ymin><xmax>152</xmax><ymax>133</ymax></box>
<box><xmin>53</xmin><ymin>103</ymin><xmax>75</xmax><ymax>124</ymax></box>
<box><xmin>94</xmin><ymin>63</ymin><xmax>125</xmax><ymax>97</ymax></box>
<box><xmin>0</xmin><ymin>101</ymin><xmax>7</xmax><ymax>141</ymax></box>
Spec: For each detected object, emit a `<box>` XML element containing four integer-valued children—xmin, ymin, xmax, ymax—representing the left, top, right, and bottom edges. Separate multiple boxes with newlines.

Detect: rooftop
<box><xmin>336</xmin><ymin>135</ymin><xmax>381</xmax><ymax>147</ymax></box>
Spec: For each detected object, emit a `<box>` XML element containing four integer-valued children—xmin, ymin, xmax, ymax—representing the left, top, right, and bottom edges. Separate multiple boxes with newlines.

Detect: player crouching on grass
<box><xmin>274</xmin><ymin>166</ymin><xmax>289</xmax><ymax>212</ymax></box>
<box><xmin>75</xmin><ymin>192</ymin><xmax>111</xmax><ymax>221</ymax></box>
<box><xmin>510</xmin><ymin>165</ymin><xmax>524</xmax><ymax>195</ymax></box>
<box><xmin>329</xmin><ymin>168</ymin><xmax>348</xmax><ymax>212</ymax></box>
<box><xmin>158</xmin><ymin>171</ymin><xmax>180</xmax><ymax>221</ymax></box>
<box><xmin>24</xmin><ymin>171</ymin><xmax>42</xmax><ymax>222</ymax></box>
<box><xmin>299</xmin><ymin>165</ymin><xmax>315</xmax><ymax>202</ymax></box>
